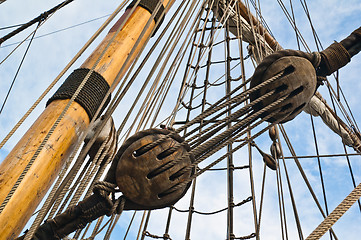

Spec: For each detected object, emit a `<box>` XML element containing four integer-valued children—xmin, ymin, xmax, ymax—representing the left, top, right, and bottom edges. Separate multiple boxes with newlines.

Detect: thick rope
<box><xmin>306</xmin><ymin>182</ymin><xmax>361</xmax><ymax>240</ymax></box>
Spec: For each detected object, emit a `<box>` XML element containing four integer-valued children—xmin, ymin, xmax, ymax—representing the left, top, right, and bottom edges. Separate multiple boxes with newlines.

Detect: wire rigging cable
<box><xmin>0</xmin><ymin>14</ymin><xmax>111</xmax><ymax>49</ymax></box>
<box><xmin>2</xmin><ymin>0</ymin><xmax>361</xmax><ymax>239</ymax></box>
<box><xmin>0</xmin><ymin>0</ymin><xmax>75</xmax><ymax>46</ymax></box>
<box><xmin>0</xmin><ymin>22</ymin><xmax>39</xmax><ymax>115</ymax></box>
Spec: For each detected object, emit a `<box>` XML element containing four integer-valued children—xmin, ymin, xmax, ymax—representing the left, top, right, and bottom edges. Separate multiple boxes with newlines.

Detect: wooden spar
<box><xmin>237</xmin><ymin>1</ymin><xmax>281</xmax><ymax>51</ymax></box>
<box><xmin>0</xmin><ymin>1</ymin><xmax>172</xmax><ymax>239</ymax></box>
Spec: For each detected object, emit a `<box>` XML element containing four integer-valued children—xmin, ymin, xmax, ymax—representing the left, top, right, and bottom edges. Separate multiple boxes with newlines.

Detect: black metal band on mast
<box><xmin>0</xmin><ymin>0</ymin><xmax>74</xmax><ymax>46</ymax></box>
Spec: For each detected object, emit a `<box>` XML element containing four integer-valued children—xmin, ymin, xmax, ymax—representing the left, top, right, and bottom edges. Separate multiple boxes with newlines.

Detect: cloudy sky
<box><xmin>1</xmin><ymin>0</ymin><xmax>361</xmax><ymax>239</ymax></box>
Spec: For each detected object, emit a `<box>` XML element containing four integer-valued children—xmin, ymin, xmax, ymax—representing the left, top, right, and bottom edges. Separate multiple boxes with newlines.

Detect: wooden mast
<box><xmin>0</xmin><ymin>1</ymin><xmax>172</xmax><ymax>239</ymax></box>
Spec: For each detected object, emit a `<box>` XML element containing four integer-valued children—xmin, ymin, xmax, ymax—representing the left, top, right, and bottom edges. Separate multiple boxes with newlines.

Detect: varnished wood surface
<box><xmin>0</xmin><ymin>100</ymin><xmax>89</xmax><ymax>239</ymax></box>
<box><xmin>0</xmin><ymin>2</ymin><xmax>173</xmax><ymax>238</ymax></box>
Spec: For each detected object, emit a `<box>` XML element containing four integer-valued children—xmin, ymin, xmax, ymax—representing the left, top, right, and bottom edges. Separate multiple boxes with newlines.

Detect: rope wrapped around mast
<box><xmin>47</xmin><ymin>68</ymin><xmax>110</xmax><ymax>120</ymax></box>
<box><xmin>317</xmin><ymin>26</ymin><xmax>361</xmax><ymax>76</ymax></box>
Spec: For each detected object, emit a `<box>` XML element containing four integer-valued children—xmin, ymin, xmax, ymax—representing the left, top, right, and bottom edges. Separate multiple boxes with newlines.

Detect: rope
<box><xmin>233</xmin><ymin>233</ymin><xmax>257</xmax><ymax>239</ymax></box>
<box><xmin>0</xmin><ymin>0</ymin><xmax>74</xmax><ymax>45</ymax></box>
<box><xmin>0</xmin><ymin>14</ymin><xmax>110</xmax><ymax>49</ymax></box>
<box><xmin>0</xmin><ymin>0</ymin><xmax>135</xmax><ymax>218</ymax></box>
<box><xmin>0</xmin><ymin>0</ymin><xmax>125</xmax><ymax>149</ymax></box>
<box><xmin>173</xmin><ymin>196</ymin><xmax>252</xmax><ymax>215</ymax></box>
<box><xmin>144</xmin><ymin>231</ymin><xmax>172</xmax><ymax>239</ymax></box>
<box><xmin>0</xmin><ymin>21</ymin><xmax>39</xmax><ymax>115</ymax></box>
<box><xmin>306</xmin><ymin>182</ymin><xmax>361</xmax><ymax>240</ymax></box>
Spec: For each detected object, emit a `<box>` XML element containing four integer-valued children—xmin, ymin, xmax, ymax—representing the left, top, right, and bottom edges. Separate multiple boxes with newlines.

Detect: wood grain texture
<box><xmin>0</xmin><ymin>2</ymin><xmax>172</xmax><ymax>238</ymax></box>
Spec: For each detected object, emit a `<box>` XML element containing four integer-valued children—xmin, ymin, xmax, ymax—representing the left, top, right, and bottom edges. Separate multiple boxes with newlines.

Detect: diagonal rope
<box><xmin>0</xmin><ymin>1</ymin><xmax>127</xmax><ymax>150</ymax></box>
<box><xmin>0</xmin><ymin>0</ymin><xmax>137</xmax><ymax>216</ymax></box>
<box><xmin>0</xmin><ymin>22</ymin><xmax>39</xmax><ymax>115</ymax></box>
<box><xmin>306</xmin><ymin>182</ymin><xmax>361</xmax><ymax>240</ymax></box>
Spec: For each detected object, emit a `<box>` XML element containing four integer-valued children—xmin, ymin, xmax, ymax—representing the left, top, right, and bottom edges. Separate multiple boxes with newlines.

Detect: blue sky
<box><xmin>1</xmin><ymin>0</ymin><xmax>361</xmax><ymax>239</ymax></box>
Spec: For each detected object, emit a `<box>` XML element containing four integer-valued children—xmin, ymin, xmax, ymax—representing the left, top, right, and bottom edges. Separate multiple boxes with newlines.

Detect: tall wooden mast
<box><xmin>0</xmin><ymin>1</ymin><xmax>172</xmax><ymax>238</ymax></box>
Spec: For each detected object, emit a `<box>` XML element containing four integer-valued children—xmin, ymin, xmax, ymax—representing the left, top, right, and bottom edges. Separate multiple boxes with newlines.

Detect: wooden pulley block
<box><xmin>250</xmin><ymin>55</ymin><xmax>317</xmax><ymax>123</ymax></box>
<box><xmin>269</xmin><ymin>125</ymin><xmax>279</xmax><ymax>142</ymax></box>
<box><xmin>115</xmin><ymin>129</ymin><xmax>194</xmax><ymax>210</ymax></box>
<box><xmin>270</xmin><ymin>142</ymin><xmax>282</xmax><ymax>159</ymax></box>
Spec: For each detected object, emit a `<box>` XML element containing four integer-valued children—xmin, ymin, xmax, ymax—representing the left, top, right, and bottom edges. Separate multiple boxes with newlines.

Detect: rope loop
<box><xmin>144</xmin><ymin>231</ymin><xmax>172</xmax><ymax>239</ymax></box>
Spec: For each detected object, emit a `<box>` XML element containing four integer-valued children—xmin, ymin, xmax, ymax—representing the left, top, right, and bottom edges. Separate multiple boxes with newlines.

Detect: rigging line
<box><xmin>164</xmin><ymin>207</ymin><xmax>173</xmax><ymax>239</ymax></box>
<box><xmin>119</xmin><ymin>0</ymin><xmax>207</xmax><ymax>137</ymax></box>
<box><xmin>275</xmin><ymin>0</ymin><xmax>310</xmax><ymax>52</ymax></box>
<box><xmin>306</xmin><ymin>182</ymin><xmax>361</xmax><ymax>240</ymax></box>
<box><xmin>72</xmin><ymin>148</ymin><xmax>112</xmax><ymax>240</ymax></box>
<box><xmin>89</xmin><ymin>216</ymin><xmax>105</xmax><ymax>239</ymax></box>
<box><xmin>0</xmin><ymin>14</ymin><xmax>111</xmax><ymax>49</ymax></box>
<box><xmin>342</xmin><ymin>144</ymin><xmax>361</xmax><ymax>213</ymax></box>
<box><xmin>0</xmin><ymin>0</ymin><xmax>73</xmax><ymax>65</ymax></box>
<box><xmin>148</xmin><ymin>2</ymin><xmax>218</xmax><ymax>129</ymax></box>
<box><xmin>278</xmin><ymin>141</ymin><xmax>304</xmax><ymax>239</ymax></box>
<box><xmin>167</xmin><ymin>2</ymin><xmax>217</xmax><ymax>123</ymax></box>
<box><xmin>339</xmin><ymin>85</ymin><xmax>361</xmax><ymax>133</ymax></box>
<box><xmin>276</xmin><ymin>158</ymin><xmax>288</xmax><ymax>240</ymax></box>
<box><xmin>235</xmin><ymin>8</ymin><xmax>260</xmax><ymax>238</ymax></box>
<box><xmin>325</xmin><ymin>80</ymin><xmax>361</xmax><ymax>134</ymax></box>
<box><xmin>136</xmin><ymin>211</ymin><xmax>148</xmax><ymax>240</ymax></box>
<box><xmin>253</xmin><ymin>0</ymin><xmax>268</xmax><ymax>62</ymax></box>
<box><xmin>299</xmin><ymin>0</ymin><xmax>324</xmax><ymax>51</ymax></box>
<box><xmin>283</xmin><ymin>152</ymin><xmax>361</xmax><ymax>159</ymax></box>
<box><xmin>174</xmin><ymin>197</ymin><xmax>253</xmax><ymax>215</ymax></box>
<box><xmin>279</xmin><ymin>124</ymin><xmax>339</xmax><ymax>239</ymax></box>
<box><xmin>115</xmin><ymin>0</ymin><xmax>192</xmax><ymax>140</ymax></box>
<box><xmin>42</xmin><ymin>0</ymin><xmax>142</xmax><ymax>219</ymax></box>
<box><xmin>224</xmin><ymin>16</ymin><xmax>236</xmax><ymax>238</ymax></box>
<box><xmin>2</xmin><ymin>0</ymin><xmax>135</xmax><ymax>219</ymax></box>
<box><xmin>140</xmin><ymin>211</ymin><xmax>152</xmax><ymax>240</ymax></box>
<box><xmin>178</xmin><ymin>109</ymin><xmax>286</xmax><ymax>194</ymax></box>
<box><xmin>257</xmin><ymin>164</ymin><xmax>267</xmax><ymax>239</ymax></box>
<box><xmin>179</xmin><ymin>94</ymin><xmax>289</xmax><ymax>179</ymax></box>
<box><xmin>324</xmin><ymin>81</ymin><xmax>361</xmax><ymax>213</ymax></box>
<box><xmin>310</xmin><ymin>115</ymin><xmax>331</xmax><ymax>220</ymax></box>
<box><xmin>245</xmin><ymin>0</ymin><xmax>267</xmax><ymax>61</ymax></box>
<box><xmin>288</xmin><ymin>0</ymin><xmax>301</xmax><ymax>50</ymax></box>
<box><xmin>168</xmin><ymin>0</ymin><xmax>239</xmax><ymax>123</ymax></box>
<box><xmin>183</xmin><ymin>73</ymin><xmax>281</xmax><ymax>144</ymax></box>
<box><xmin>248</xmin><ymin>0</ymin><xmax>275</xmax><ymax>38</ymax></box>
<box><xmin>0</xmin><ymin>0</ymin><xmax>125</xmax><ymax>150</ymax></box>
<box><xmin>0</xmin><ymin>23</ymin><xmax>24</xmax><ymax>31</ymax></box>
<box><xmin>70</xmin><ymin>141</ymin><xmax>109</xmax><ymax>206</ymax></box>
<box><xmin>183</xmin><ymin>6</ymin><xmax>216</xmax><ymax>238</ymax></box>
<box><xmin>123</xmin><ymin>211</ymin><xmax>137</xmax><ymax>240</ymax></box>
<box><xmin>0</xmin><ymin>0</ymin><xmax>74</xmax><ymax>45</ymax></box>
<box><xmin>0</xmin><ymin>22</ymin><xmax>39</xmax><ymax>115</ymax></box>
<box><xmin>140</xmin><ymin>70</ymin><xmax>284</xmax><ymax>159</ymax></box>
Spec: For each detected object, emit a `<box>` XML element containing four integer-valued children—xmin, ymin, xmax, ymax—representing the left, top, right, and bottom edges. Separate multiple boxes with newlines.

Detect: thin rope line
<box><xmin>0</xmin><ymin>0</ymin><xmax>136</xmax><ymax>216</ymax></box>
<box><xmin>0</xmin><ymin>2</ymin><xmax>125</xmax><ymax>150</ymax></box>
<box><xmin>0</xmin><ymin>22</ymin><xmax>39</xmax><ymax>115</ymax></box>
<box><xmin>0</xmin><ymin>14</ymin><xmax>110</xmax><ymax>49</ymax></box>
